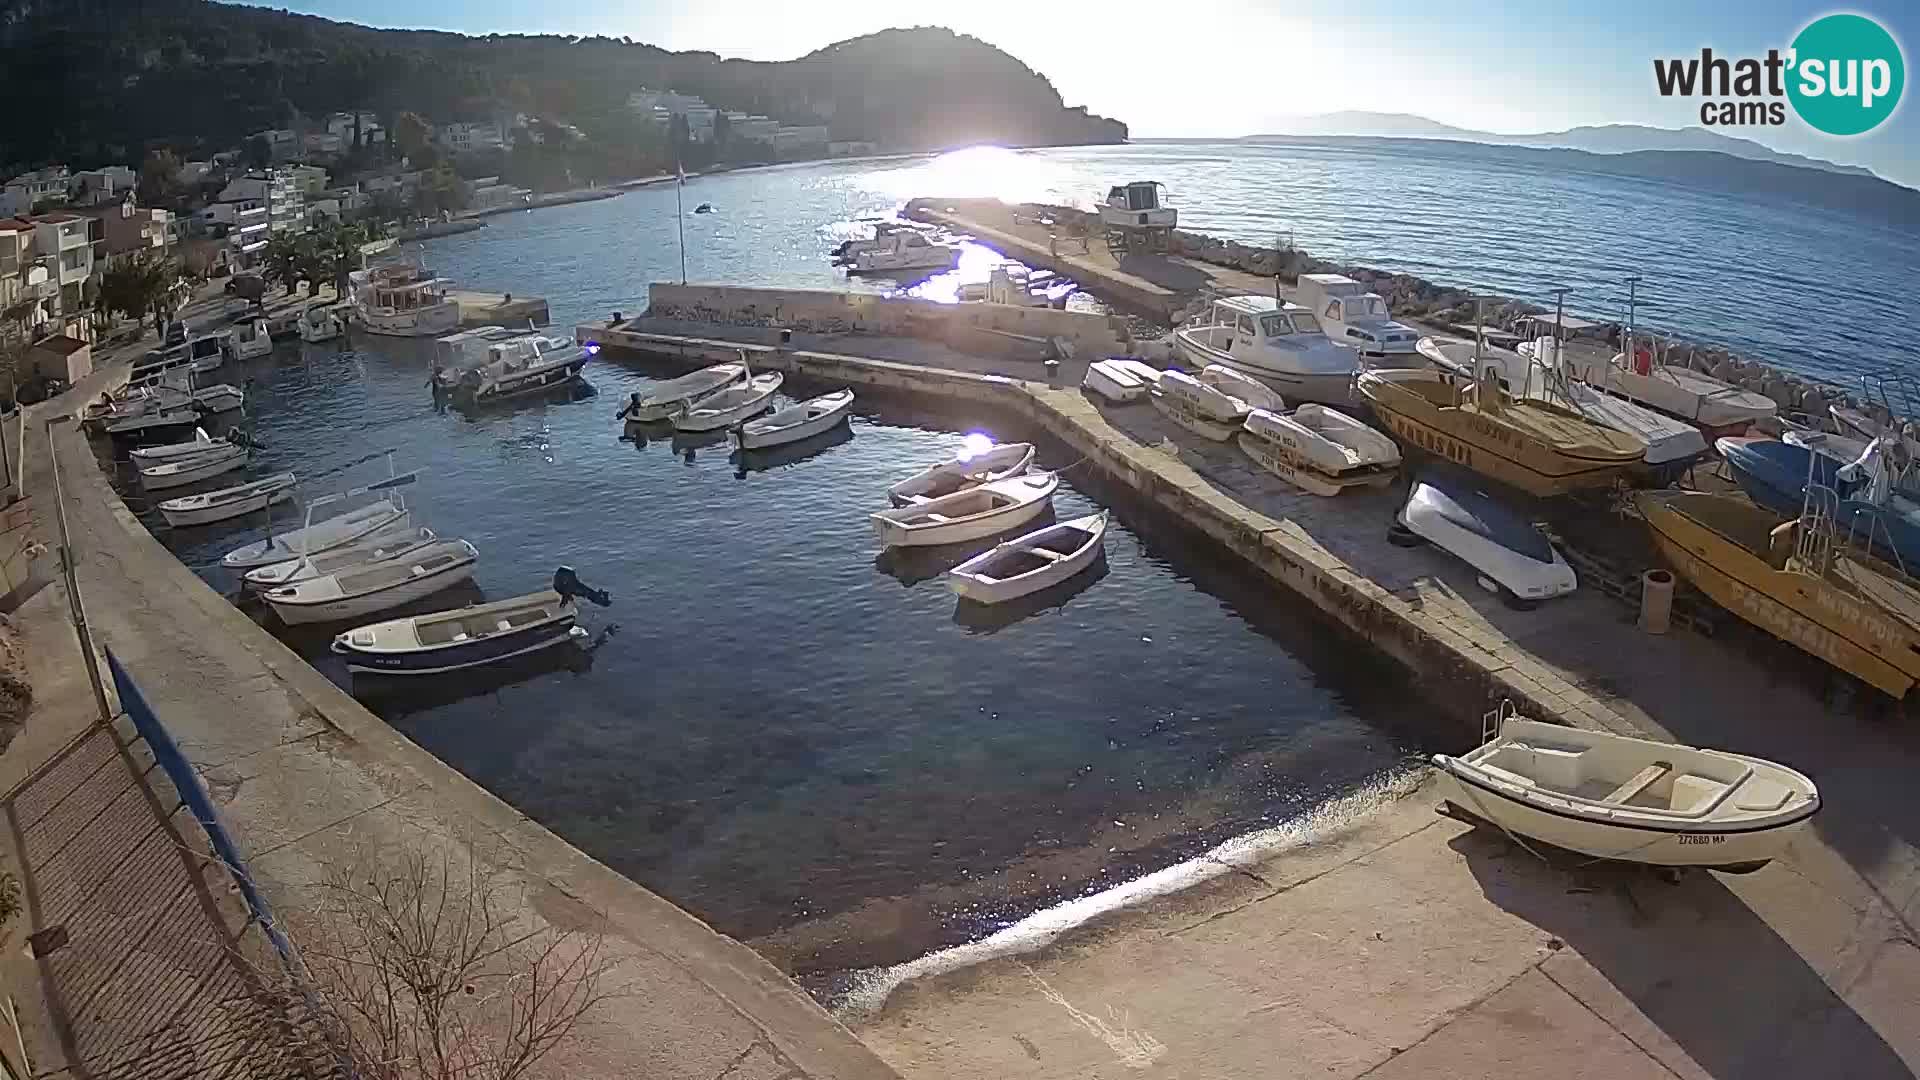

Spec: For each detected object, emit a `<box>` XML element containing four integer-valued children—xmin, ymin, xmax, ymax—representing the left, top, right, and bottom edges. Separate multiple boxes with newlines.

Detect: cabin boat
<box><xmin>157</xmin><ymin>472</ymin><xmax>296</xmax><ymax>528</ymax></box>
<box><xmin>1356</xmin><ymin>366</ymin><xmax>1644</xmax><ymax>497</ymax></box>
<box><xmin>231</xmin><ymin>318</ymin><xmax>273</xmax><ymax>361</ymax></box>
<box><xmin>1098</xmin><ymin>181</ymin><xmax>1176</xmax><ymax>231</ymax></box>
<box><xmin>1296</xmin><ymin>273</ymin><xmax>1421</xmax><ymax>360</ymax></box>
<box><xmin>622</xmin><ymin>361</ymin><xmax>749</xmax><ymax>423</ymax></box>
<box><xmin>673</xmin><ymin>372</ymin><xmax>783</xmax><ymax>432</ymax></box>
<box><xmin>846</xmin><ymin>231</ymin><xmax>959</xmax><ymax>275</ymax></box>
<box><xmin>1083</xmin><ymin>359</ymin><xmax>1154</xmax><ymax>403</ymax></box>
<box><xmin>297</xmin><ymin>305</ymin><xmax>344</xmax><ymax>343</ymax></box>
<box><xmin>138</xmin><ymin>442</ymin><xmax>249</xmax><ymax>490</ymax></box>
<box><xmin>1398</xmin><ymin>468</ymin><xmax>1577</xmax><ymax>605</ymax></box>
<box><xmin>947</xmin><ymin>512</ymin><xmax>1109</xmax><ymax>604</ymax></box>
<box><xmin>332</xmin><ymin>588</ymin><xmax>586</xmax><ymax>675</ymax></box>
<box><xmin>185</xmin><ymin>330</ymin><xmax>232</xmax><ymax>374</ymax></box>
<box><xmin>1150</xmin><ymin>369</ymin><xmax>1251</xmax><ymax>441</ymax></box>
<box><xmin>888</xmin><ymin>441</ymin><xmax>1035</xmax><ymax>506</ymax></box>
<box><xmin>350</xmin><ymin>259</ymin><xmax>462</xmax><ymax>337</ymax></box>
<box><xmin>831</xmin><ymin>221</ymin><xmax>919</xmax><ymax>264</ymax></box>
<box><xmin>1638</xmin><ymin>488</ymin><xmax>1920</xmax><ymax>699</ymax></box>
<box><xmin>1172</xmin><ymin>295</ymin><xmax>1358</xmax><ymax>405</ymax></box>
<box><xmin>1238</xmin><ymin>405</ymin><xmax>1399</xmax><ymax>496</ymax></box>
<box><xmin>735</xmin><ymin>389</ymin><xmax>854</xmax><ymax>450</ymax></box>
<box><xmin>244</xmin><ymin>524</ymin><xmax>437</xmax><ymax>590</ymax></box>
<box><xmin>264</xmin><ymin>538</ymin><xmax>478</xmax><ymax>625</ymax></box>
<box><xmin>451</xmin><ymin>334</ymin><xmax>591</xmax><ymax>405</ymax></box>
<box><xmin>220</xmin><ymin>472</ymin><xmax>417</xmax><ymax>570</ymax></box>
<box><xmin>871</xmin><ymin>471</ymin><xmax>1058</xmax><ymax>548</ymax></box>
<box><xmin>1434</xmin><ymin>707</ymin><xmax>1818</xmax><ymax>872</ymax></box>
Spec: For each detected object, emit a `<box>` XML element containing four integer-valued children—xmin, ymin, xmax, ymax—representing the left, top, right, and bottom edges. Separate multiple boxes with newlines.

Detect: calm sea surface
<box><xmin>144</xmin><ymin>140</ymin><xmax>1904</xmax><ymax>978</ymax></box>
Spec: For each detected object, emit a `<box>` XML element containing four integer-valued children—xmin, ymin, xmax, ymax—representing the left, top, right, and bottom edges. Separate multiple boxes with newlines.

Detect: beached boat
<box><xmin>946</xmin><ymin>512</ymin><xmax>1108</xmax><ymax>604</ymax></box>
<box><xmin>1357</xmin><ymin>365</ymin><xmax>1643</xmax><ymax>497</ymax></box>
<box><xmin>451</xmin><ymin>334</ymin><xmax>591</xmax><ymax>405</ymax></box>
<box><xmin>621</xmin><ymin>361</ymin><xmax>749</xmax><ymax>423</ymax></box>
<box><xmin>1099</xmin><ymin>181</ymin><xmax>1178</xmax><ymax>231</ymax></box>
<box><xmin>297</xmin><ymin>305</ymin><xmax>344</xmax><ymax>344</ymax></box>
<box><xmin>157</xmin><ymin>472</ymin><xmax>296</xmax><ymax>528</ymax></box>
<box><xmin>1150</xmin><ymin>368</ymin><xmax>1251</xmax><ymax>441</ymax></box>
<box><xmin>264</xmin><ymin>538</ymin><xmax>478</xmax><ymax>625</ymax></box>
<box><xmin>1716</xmin><ymin>437</ymin><xmax>1920</xmax><ymax>572</ymax></box>
<box><xmin>888</xmin><ymin>441</ymin><xmax>1035</xmax><ymax>506</ymax></box>
<box><xmin>1638</xmin><ymin>488</ymin><xmax>1920</xmax><ymax>698</ymax></box>
<box><xmin>220</xmin><ymin>491</ymin><xmax>412</xmax><ymax>571</ymax></box>
<box><xmin>1237</xmin><ymin>404</ymin><xmax>1399</xmax><ymax>495</ymax></box>
<box><xmin>956</xmin><ymin>266</ymin><xmax>1076</xmax><ymax>309</ymax></box>
<box><xmin>1171</xmin><ymin>295</ymin><xmax>1358</xmax><ymax>405</ymax></box>
<box><xmin>1556</xmin><ymin>341</ymin><xmax>1776</xmax><ymax>435</ymax></box>
<box><xmin>138</xmin><ymin>443</ymin><xmax>249</xmax><ymax>490</ymax></box>
<box><xmin>1083</xmin><ymin>359</ymin><xmax>1153</xmax><ymax>403</ymax></box>
<box><xmin>1295</xmin><ymin>273</ymin><xmax>1422</xmax><ymax>360</ymax></box>
<box><xmin>1433</xmin><ymin>708</ymin><xmax>1818</xmax><ymax>872</ymax></box>
<box><xmin>350</xmin><ymin>257</ymin><xmax>462</xmax><ymax>338</ymax></box>
<box><xmin>1197</xmin><ymin>364</ymin><xmax>1287</xmax><ymax>412</ymax></box>
<box><xmin>243</xmin><ymin>525</ymin><xmax>437</xmax><ymax>590</ymax></box>
<box><xmin>1398</xmin><ymin>468</ymin><xmax>1577</xmax><ymax>605</ymax></box>
<box><xmin>674</xmin><ymin>372</ymin><xmax>783</xmax><ymax>432</ymax></box>
<box><xmin>870</xmin><ymin>472</ymin><xmax>1058</xmax><ymax>548</ymax></box>
<box><xmin>333</xmin><ymin>587</ymin><xmax>588</xmax><ymax>675</ymax></box>
<box><xmin>231</xmin><ymin>317</ymin><xmax>273</xmax><ymax>361</ymax></box>
<box><xmin>846</xmin><ymin>230</ymin><xmax>959</xmax><ymax>275</ymax></box>
<box><xmin>735</xmin><ymin>389</ymin><xmax>853</xmax><ymax>450</ymax></box>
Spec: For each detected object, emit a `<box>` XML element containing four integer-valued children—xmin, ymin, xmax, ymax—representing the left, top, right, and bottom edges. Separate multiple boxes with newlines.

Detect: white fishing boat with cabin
<box><xmin>1296</xmin><ymin>273</ymin><xmax>1422</xmax><ymax>359</ymax></box>
<box><xmin>350</xmin><ymin>256</ymin><xmax>462</xmax><ymax>338</ymax></box>
<box><xmin>673</xmin><ymin>372</ymin><xmax>783</xmax><ymax>432</ymax></box>
<box><xmin>264</xmin><ymin>538</ymin><xmax>478</xmax><ymax>625</ymax></box>
<box><xmin>1238</xmin><ymin>405</ymin><xmax>1400</xmax><ymax>496</ymax></box>
<box><xmin>1150</xmin><ymin>369</ymin><xmax>1251</xmax><ymax>441</ymax></box>
<box><xmin>157</xmin><ymin>472</ymin><xmax>296</xmax><ymax>527</ymax></box>
<box><xmin>846</xmin><ymin>231</ymin><xmax>958</xmax><ymax>275</ymax></box>
<box><xmin>1433</xmin><ymin>707</ymin><xmax>1819</xmax><ymax>872</ymax></box>
<box><xmin>1172</xmin><ymin>295</ymin><xmax>1359</xmax><ymax>405</ymax></box>
<box><xmin>220</xmin><ymin>470</ymin><xmax>417</xmax><ymax>570</ymax></box>
<box><xmin>139</xmin><ymin>442</ymin><xmax>249</xmax><ymax>490</ymax></box>
<box><xmin>244</xmin><ymin>524</ymin><xmax>437</xmax><ymax>590</ymax></box>
<box><xmin>888</xmin><ymin>440</ymin><xmax>1035</xmax><ymax>506</ymax></box>
<box><xmin>184</xmin><ymin>330</ymin><xmax>231</xmax><ymax>374</ymax></box>
<box><xmin>947</xmin><ymin>512</ymin><xmax>1108</xmax><ymax>604</ymax></box>
<box><xmin>735</xmin><ymin>389</ymin><xmax>854</xmax><ymax>449</ymax></box>
<box><xmin>871</xmin><ymin>471</ymin><xmax>1058</xmax><ymax>548</ymax></box>
<box><xmin>451</xmin><ymin>334</ymin><xmax>592</xmax><ymax>404</ymax></box>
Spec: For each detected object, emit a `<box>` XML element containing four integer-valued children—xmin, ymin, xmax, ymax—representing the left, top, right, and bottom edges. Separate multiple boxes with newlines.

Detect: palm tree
<box><xmin>262</xmin><ymin>233</ymin><xmax>311</xmax><ymax>296</ymax></box>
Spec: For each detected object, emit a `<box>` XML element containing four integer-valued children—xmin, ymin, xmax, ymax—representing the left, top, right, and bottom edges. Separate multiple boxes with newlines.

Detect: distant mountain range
<box><xmin>1246</xmin><ymin>111</ymin><xmax>1878</xmax><ymax>181</ymax></box>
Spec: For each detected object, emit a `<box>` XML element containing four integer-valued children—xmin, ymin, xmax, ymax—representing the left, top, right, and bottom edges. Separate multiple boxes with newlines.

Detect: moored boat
<box><xmin>350</xmin><ymin>255</ymin><xmax>462</xmax><ymax>338</ymax></box>
<box><xmin>220</xmin><ymin>476</ymin><xmax>416</xmax><ymax>570</ymax></box>
<box><xmin>297</xmin><ymin>304</ymin><xmax>344</xmax><ymax>344</ymax></box>
<box><xmin>1434</xmin><ymin>708</ymin><xmax>1818</xmax><ymax>872</ymax></box>
<box><xmin>263</xmin><ymin>538</ymin><xmax>479</xmax><ymax>625</ymax></box>
<box><xmin>735</xmin><ymin>388</ymin><xmax>854</xmax><ymax>449</ymax></box>
<box><xmin>331</xmin><ymin>568</ymin><xmax>610</xmax><ymax>675</ymax></box>
<box><xmin>1398</xmin><ymin>467</ymin><xmax>1577</xmax><ymax>605</ymax></box>
<box><xmin>846</xmin><ymin>231</ymin><xmax>958</xmax><ymax>275</ymax></box>
<box><xmin>190</xmin><ymin>383</ymin><xmax>246</xmax><ymax>415</ymax></box>
<box><xmin>230</xmin><ymin>317</ymin><xmax>273</xmax><ymax>361</ymax></box>
<box><xmin>947</xmin><ymin>512</ymin><xmax>1108</xmax><ymax>604</ymax></box>
<box><xmin>622</xmin><ymin>361</ymin><xmax>749</xmax><ymax>422</ymax></box>
<box><xmin>674</xmin><ymin>372</ymin><xmax>783</xmax><ymax>431</ymax></box>
<box><xmin>888</xmin><ymin>440</ymin><xmax>1035</xmax><ymax>506</ymax></box>
<box><xmin>870</xmin><ymin>471</ymin><xmax>1058</xmax><ymax>548</ymax></box>
<box><xmin>138</xmin><ymin>443</ymin><xmax>249</xmax><ymax>490</ymax></box>
<box><xmin>243</xmin><ymin>524</ymin><xmax>437</xmax><ymax>590</ymax></box>
<box><xmin>129</xmin><ymin>427</ymin><xmax>223</xmax><ymax>464</ymax></box>
<box><xmin>1171</xmin><ymin>295</ymin><xmax>1358</xmax><ymax>405</ymax></box>
<box><xmin>1238</xmin><ymin>404</ymin><xmax>1399</xmax><ymax>496</ymax></box>
<box><xmin>157</xmin><ymin>472</ymin><xmax>296</xmax><ymax>527</ymax></box>
<box><xmin>107</xmin><ymin>408</ymin><xmax>203</xmax><ymax>444</ymax></box>
<box><xmin>451</xmin><ymin>334</ymin><xmax>592</xmax><ymax>405</ymax></box>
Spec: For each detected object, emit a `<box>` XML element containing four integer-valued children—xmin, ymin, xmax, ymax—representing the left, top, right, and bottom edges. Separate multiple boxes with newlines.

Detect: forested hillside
<box><xmin>0</xmin><ymin>1</ymin><xmax>1126</xmax><ymax>170</ymax></box>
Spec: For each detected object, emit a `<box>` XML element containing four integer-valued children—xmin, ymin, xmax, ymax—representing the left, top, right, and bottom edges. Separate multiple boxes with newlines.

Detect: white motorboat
<box><xmin>231</xmin><ymin>318</ymin><xmax>273</xmax><ymax>361</ymax></box>
<box><xmin>1433</xmin><ymin>711</ymin><xmax>1819</xmax><ymax>872</ymax></box>
<box><xmin>1238</xmin><ymin>405</ymin><xmax>1400</xmax><ymax>496</ymax></box>
<box><xmin>847</xmin><ymin>231</ymin><xmax>958</xmax><ymax>275</ymax></box>
<box><xmin>297</xmin><ymin>305</ymin><xmax>344</xmax><ymax>344</ymax></box>
<box><xmin>673</xmin><ymin>372</ymin><xmax>783</xmax><ymax>432</ymax></box>
<box><xmin>1107</xmin><ymin>359</ymin><xmax>1164</xmax><ymax>387</ymax></box>
<box><xmin>264</xmin><ymin>538</ymin><xmax>478</xmax><ymax>625</ymax></box>
<box><xmin>1197</xmin><ymin>364</ymin><xmax>1286</xmax><ymax>412</ymax></box>
<box><xmin>1427</xmin><ymin>336</ymin><xmax>1709</xmax><ymax>469</ymax></box>
<box><xmin>1083</xmin><ymin>359</ymin><xmax>1153</xmax><ymax>403</ymax></box>
<box><xmin>243</xmin><ymin>524</ymin><xmax>437</xmax><ymax>590</ymax></box>
<box><xmin>139</xmin><ymin>443</ymin><xmax>249</xmax><ymax>490</ymax></box>
<box><xmin>1560</xmin><ymin>342</ymin><xmax>1776</xmax><ymax>435</ymax></box>
<box><xmin>1296</xmin><ymin>273</ymin><xmax>1422</xmax><ymax>360</ymax></box>
<box><xmin>870</xmin><ymin>471</ymin><xmax>1058</xmax><ymax>548</ymax></box>
<box><xmin>185</xmin><ymin>330</ymin><xmax>231</xmax><ymax>374</ymax></box>
<box><xmin>220</xmin><ymin>475</ymin><xmax>415</xmax><ymax>571</ymax></box>
<box><xmin>1396</xmin><ymin>469</ymin><xmax>1576</xmax><ymax>606</ymax></box>
<box><xmin>831</xmin><ymin>221</ymin><xmax>920</xmax><ymax>264</ymax></box>
<box><xmin>1098</xmin><ymin>181</ymin><xmax>1176</xmax><ymax>231</ymax></box>
<box><xmin>129</xmin><ymin>428</ymin><xmax>224</xmax><ymax>463</ymax></box>
<box><xmin>127</xmin><ymin>344</ymin><xmax>196</xmax><ymax>388</ymax></box>
<box><xmin>888</xmin><ymin>441</ymin><xmax>1035</xmax><ymax>506</ymax></box>
<box><xmin>191</xmin><ymin>383</ymin><xmax>246</xmax><ymax>414</ymax></box>
<box><xmin>1150</xmin><ymin>368</ymin><xmax>1251</xmax><ymax>441</ymax></box>
<box><xmin>947</xmin><ymin>512</ymin><xmax>1108</xmax><ymax>604</ymax></box>
<box><xmin>350</xmin><ymin>257</ymin><xmax>462</xmax><ymax>338</ymax></box>
<box><xmin>81</xmin><ymin>382</ymin><xmax>191</xmax><ymax>430</ymax></box>
<box><xmin>622</xmin><ymin>362</ymin><xmax>749</xmax><ymax>423</ymax></box>
<box><xmin>451</xmin><ymin>334</ymin><xmax>591</xmax><ymax>405</ymax></box>
<box><xmin>1172</xmin><ymin>295</ymin><xmax>1359</xmax><ymax>405</ymax></box>
<box><xmin>735</xmin><ymin>389</ymin><xmax>854</xmax><ymax>450</ymax></box>
<box><xmin>333</xmin><ymin>587</ymin><xmax>588</xmax><ymax>675</ymax></box>
<box><xmin>157</xmin><ymin>472</ymin><xmax>296</xmax><ymax>528</ymax></box>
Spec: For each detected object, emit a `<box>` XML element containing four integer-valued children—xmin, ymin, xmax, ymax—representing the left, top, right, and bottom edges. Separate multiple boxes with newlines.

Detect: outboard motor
<box><xmin>553</xmin><ymin>566</ymin><xmax>611</xmax><ymax>607</ymax></box>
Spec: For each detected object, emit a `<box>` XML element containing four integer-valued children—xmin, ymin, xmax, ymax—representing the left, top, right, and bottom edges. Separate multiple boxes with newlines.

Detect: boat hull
<box><xmin>336</xmin><ymin>616</ymin><xmax>582</xmax><ymax>675</ymax></box>
<box><xmin>736</xmin><ymin>392</ymin><xmax>854</xmax><ymax>449</ymax></box>
<box><xmin>243</xmin><ymin>526</ymin><xmax>435</xmax><ymax>590</ymax></box>
<box><xmin>888</xmin><ymin>443</ymin><xmax>1035</xmax><ymax>506</ymax></box>
<box><xmin>463</xmin><ymin>357</ymin><xmax>589</xmax><ymax>404</ymax></box>
<box><xmin>139</xmin><ymin>448</ymin><xmax>248</xmax><ymax>490</ymax></box>
<box><xmin>160</xmin><ymin>486</ymin><xmax>293</xmax><ymax>527</ymax></box>
<box><xmin>1400</xmin><ymin>478</ymin><xmax>1577</xmax><ymax>601</ymax></box>
<box><xmin>221</xmin><ymin>502</ymin><xmax>408</xmax><ymax>570</ymax></box>
<box><xmin>1083</xmin><ymin>361</ymin><xmax>1147</xmax><ymax>403</ymax></box>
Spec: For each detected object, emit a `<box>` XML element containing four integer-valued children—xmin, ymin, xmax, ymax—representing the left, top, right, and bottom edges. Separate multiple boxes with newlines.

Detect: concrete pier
<box><xmin>452</xmin><ymin>288</ymin><xmax>551</xmax><ymax>328</ymax></box>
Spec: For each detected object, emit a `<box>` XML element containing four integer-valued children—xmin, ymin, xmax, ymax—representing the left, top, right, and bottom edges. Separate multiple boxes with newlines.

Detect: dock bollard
<box><xmin>1640</xmin><ymin>569</ymin><xmax>1674</xmax><ymax>634</ymax></box>
<box><xmin>1044</xmin><ymin>358</ymin><xmax>1060</xmax><ymax>387</ymax></box>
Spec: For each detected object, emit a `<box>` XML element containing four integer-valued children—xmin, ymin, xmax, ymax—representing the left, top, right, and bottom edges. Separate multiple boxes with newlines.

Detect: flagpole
<box><xmin>675</xmin><ymin>157</ymin><xmax>687</xmax><ymax>285</ymax></box>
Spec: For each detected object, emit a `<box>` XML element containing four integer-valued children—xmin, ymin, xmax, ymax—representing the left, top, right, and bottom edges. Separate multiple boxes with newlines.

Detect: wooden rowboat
<box><xmin>947</xmin><ymin>512</ymin><xmax>1108</xmax><ymax>603</ymax></box>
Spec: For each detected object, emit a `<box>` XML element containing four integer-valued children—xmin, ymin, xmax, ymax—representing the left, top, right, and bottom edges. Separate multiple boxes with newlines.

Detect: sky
<box><xmin>241</xmin><ymin>0</ymin><xmax>1920</xmax><ymax>185</ymax></box>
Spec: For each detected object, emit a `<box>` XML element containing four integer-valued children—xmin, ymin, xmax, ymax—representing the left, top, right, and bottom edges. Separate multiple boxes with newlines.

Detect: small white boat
<box><xmin>184</xmin><ymin>331</ymin><xmax>231</xmax><ymax>374</ymax></box>
<box><xmin>1197</xmin><ymin>364</ymin><xmax>1286</xmax><ymax>412</ymax></box>
<box><xmin>847</xmin><ymin>231</ymin><xmax>958</xmax><ymax>275</ymax></box>
<box><xmin>297</xmin><ymin>305</ymin><xmax>344</xmax><ymax>344</ymax></box>
<box><xmin>888</xmin><ymin>441</ymin><xmax>1035</xmax><ymax>506</ymax></box>
<box><xmin>243</xmin><ymin>525</ymin><xmax>437</xmax><ymax>590</ymax></box>
<box><xmin>947</xmin><ymin>512</ymin><xmax>1108</xmax><ymax>604</ymax></box>
<box><xmin>1172</xmin><ymin>295</ymin><xmax>1359</xmax><ymax>405</ymax></box>
<box><xmin>451</xmin><ymin>334</ymin><xmax>591</xmax><ymax>405</ymax></box>
<box><xmin>139</xmin><ymin>443</ymin><xmax>249</xmax><ymax>490</ymax></box>
<box><xmin>1491</xmin><ymin>338</ymin><xmax>1710</xmax><ymax>467</ymax></box>
<box><xmin>1083</xmin><ymin>359</ymin><xmax>1152</xmax><ymax>404</ymax></box>
<box><xmin>1562</xmin><ymin>344</ymin><xmax>1776</xmax><ymax>434</ymax></box>
<box><xmin>332</xmin><ymin>589</ymin><xmax>585</xmax><ymax>675</ymax></box>
<box><xmin>870</xmin><ymin>471</ymin><xmax>1058</xmax><ymax>548</ymax></box>
<box><xmin>673</xmin><ymin>372</ymin><xmax>783</xmax><ymax>432</ymax></box>
<box><xmin>1150</xmin><ymin>369</ymin><xmax>1251</xmax><ymax>441</ymax></box>
<box><xmin>264</xmin><ymin>538</ymin><xmax>478</xmax><ymax>625</ymax></box>
<box><xmin>231</xmin><ymin>318</ymin><xmax>273</xmax><ymax>361</ymax></box>
<box><xmin>736</xmin><ymin>389</ymin><xmax>853</xmax><ymax>449</ymax></box>
<box><xmin>1238</xmin><ymin>405</ymin><xmax>1400</xmax><ymax>496</ymax></box>
<box><xmin>1396</xmin><ymin>470</ymin><xmax>1576</xmax><ymax>606</ymax></box>
<box><xmin>191</xmin><ymin>383</ymin><xmax>246</xmax><ymax>414</ymax></box>
<box><xmin>82</xmin><ymin>383</ymin><xmax>191</xmax><ymax>430</ymax></box>
<box><xmin>221</xmin><ymin>498</ymin><xmax>410</xmax><ymax>570</ymax></box>
<box><xmin>158</xmin><ymin>472</ymin><xmax>296</xmax><ymax>527</ymax></box>
<box><xmin>1098</xmin><ymin>181</ymin><xmax>1177</xmax><ymax>231</ymax></box>
<box><xmin>624</xmin><ymin>362</ymin><xmax>749</xmax><ymax>422</ymax></box>
<box><xmin>1433</xmin><ymin>711</ymin><xmax>1818</xmax><ymax>872</ymax></box>
<box><xmin>129</xmin><ymin>428</ymin><xmax>222</xmax><ymax>463</ymax></box>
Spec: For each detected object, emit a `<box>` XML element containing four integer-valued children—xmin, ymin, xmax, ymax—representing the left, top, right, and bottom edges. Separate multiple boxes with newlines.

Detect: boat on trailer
<box><xmin>888</xmin><ymin>441</ymin><xmax>1035</xmax><ymax>506</ymax></box>
<box><xmin>1238</xmin><ymin>405</ymin><xmax>1399</xmax><ymax>496</ymax></box>
<box><xmin>331</xmin><ymin>568</ymin><xmax>610</xmax><ymax>676</ymax></box>
<box><xmin>735</xmin><ymin>389</ymin><xmax>854</xmax><ymax>450</ymax></box>
<box><xmin>1435</xmin><ymin>704</ymin><xmax>1819</xmax><ymax>873</ymax></box>
<box><xmin>947</xmin><ymin>512</ymin><xmax>1108</xmax><ymax>604</ymax></box>
<box><xmin>1150</xmin><ymin>369</ymin><xmax>1250</xmax><ymax>441</ymax></box>
<box><xmin>157</xmin><ymin>472</ymin><xmax>297</xmax><ymax>527</ymax></box>
<box><xmin>870</xmin><ymin>472</ymin><xmax>1058</xmax><ymax>548</ymax></box>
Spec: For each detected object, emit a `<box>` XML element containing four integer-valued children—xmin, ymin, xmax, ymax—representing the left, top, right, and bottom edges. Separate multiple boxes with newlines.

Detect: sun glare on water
<box><xmin>863</xmin><ymin>145</ymin><xmax>1074</xmax><ymax>206</ymax></box>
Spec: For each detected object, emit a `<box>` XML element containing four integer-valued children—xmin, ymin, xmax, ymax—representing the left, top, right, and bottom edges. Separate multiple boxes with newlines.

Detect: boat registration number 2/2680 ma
<box><xmin>1676</xmin><ymin>834</ymin><xmax>1727</xmax><ymax>845</ymax></box>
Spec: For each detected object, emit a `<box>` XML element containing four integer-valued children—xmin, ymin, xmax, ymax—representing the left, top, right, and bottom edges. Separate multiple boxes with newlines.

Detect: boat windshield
<box><xmin>1359</xmin><ymin>297</ymin><xmax>1389</xmax><ymax>317</ymax></box>
<box><xmin>1290</xmin><ymin>312</ymin><xmax>1323</xmax><ymax>334</ymax></box>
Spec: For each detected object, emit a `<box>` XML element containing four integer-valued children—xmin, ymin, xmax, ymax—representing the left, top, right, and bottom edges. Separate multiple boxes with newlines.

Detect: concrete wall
<box><xmin>644</xmin><ymin>283</ymin><xmax>1137</xmax><ymax>360</ymax></box>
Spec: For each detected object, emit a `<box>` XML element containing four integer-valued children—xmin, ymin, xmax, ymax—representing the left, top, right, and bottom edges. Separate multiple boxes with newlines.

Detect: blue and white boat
<box><xmin>452</xmin><ymin>334</ymin><xmax>592</xmax><ymax>405</ymax></box>
<box><xmin>331</xmin><ymin>567</ymin><xmax>611</xmax><ymax>675</ymax></box>
<box><xmin>1717</xmin><ymin>436</ymin><xmax>1920</xmax><ymax>570</ymax></box>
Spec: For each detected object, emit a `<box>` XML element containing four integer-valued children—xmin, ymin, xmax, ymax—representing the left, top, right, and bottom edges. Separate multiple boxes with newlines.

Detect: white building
<box><xmin>435</xmin><ymin>121</ymin><xmax>505</xmax><ymax>155</ymax></box>
<box><xmin>30</xmin><ymin>213</ymin><xmax>94</xmax><ymax>312</ymax></box>
<box><xmin>216</xmin><ymin>170</ymin><xmax>305</xmax><ymax>235</ymax></box>
<box><xmin>1</xmin><ymin>166</ymin><xmax>72</xmax><ymax>216</ymax></box>
<box><xmin>70</xmin><ymin>166</ymin><xmax>136</xmax><ymax>206</ymax></box>
<box><xmin>684</xmin><ymin>107</ymin><xmax>718</xmax><ymax>143</ymax></box>
<box><xmin>0</xmin><ymin>218</ymin><xmax>58</xmax><ymax>340</ymax></box>
<box><xmin>286</xmin><ymin>165</ymin><xmax>330</xmax><ymax>197</ymax></box>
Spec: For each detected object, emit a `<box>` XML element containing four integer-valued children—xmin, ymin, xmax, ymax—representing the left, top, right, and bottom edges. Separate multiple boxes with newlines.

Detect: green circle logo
<box><xmin>1788</xmin><ymin>13</ymin><xmax>1905</xmax><ymax>135</ymax></box>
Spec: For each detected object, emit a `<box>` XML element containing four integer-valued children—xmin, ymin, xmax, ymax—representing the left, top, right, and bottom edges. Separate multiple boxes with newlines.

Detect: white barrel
<box><xmin>1640</xmin><ymin>569</ymin><xmax>1674</xmax><ymax>634</ymax></box>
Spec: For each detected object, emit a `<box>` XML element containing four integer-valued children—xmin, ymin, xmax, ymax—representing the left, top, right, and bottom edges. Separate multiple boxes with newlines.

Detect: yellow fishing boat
<box><xmin>1636</xmin><ymin>489</ymin><xmax>1920</xmax><ymax>699</ymax></box>
<box><xmin>1357</xmin><ymin>366</ymin><xmax>1644</xmax><ymax>497</ymax></box>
